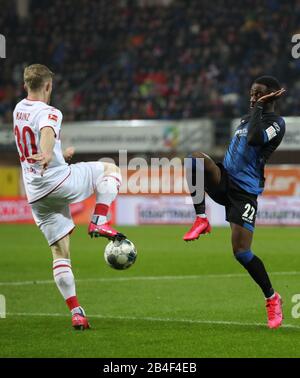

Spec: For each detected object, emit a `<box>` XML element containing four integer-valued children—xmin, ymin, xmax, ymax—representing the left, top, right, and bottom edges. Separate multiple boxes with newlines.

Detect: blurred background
<box><xmin>0</xmin><ymin>0</ymin><xmax>300</xmax><ymax>227</ymax></box>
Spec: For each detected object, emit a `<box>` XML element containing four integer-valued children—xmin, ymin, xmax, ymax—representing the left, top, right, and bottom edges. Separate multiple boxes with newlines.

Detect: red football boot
<box><xmin>88</xmin><ymin>222</ymin><xmax>126</xmax><ymax>241</ymax></box>
<box><xmin>72</xmin><ymin>313</ymin><xmax>90</xmax><ymax>330</ymax></box>
<box><xmin>183</xmin><ymin>216</ymin><xmax>211</xmax><ymax>241</ymax></box>
<box><xmin>266</xmin><ymin>292</ymin><xmax>283</xmax><ymax>329</ymax></box>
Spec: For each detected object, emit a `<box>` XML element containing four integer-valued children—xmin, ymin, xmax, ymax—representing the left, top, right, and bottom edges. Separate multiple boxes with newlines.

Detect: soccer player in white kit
<box><xmin>13</xmin><ymin>64</ymin><xmax>125</xmax><ymax>330</ymax></box>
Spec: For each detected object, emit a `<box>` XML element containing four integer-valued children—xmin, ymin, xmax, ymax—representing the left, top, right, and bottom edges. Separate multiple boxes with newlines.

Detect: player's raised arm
<box><xmin>247</xmin><ymin>88</ymin><xmax>285</xmax><ymax>146</ymax></box>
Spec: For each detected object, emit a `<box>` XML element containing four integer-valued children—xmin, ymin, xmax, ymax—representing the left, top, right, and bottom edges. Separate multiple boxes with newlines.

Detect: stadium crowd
<box><xmin>1</xmin><ymin>0</ymin><xmax>300</xmax><ymax>122</ymax></box>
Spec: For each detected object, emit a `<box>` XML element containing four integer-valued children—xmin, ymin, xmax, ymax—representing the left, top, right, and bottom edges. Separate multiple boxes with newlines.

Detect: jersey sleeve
<box><xmin>247</xmin><ymin>103</ymin><xmax>285</xmax><ymax>146</ymax></box>
<box><xmin>37</xmin><ymin>107</ymin><xmax>63</xmax><ymax>138</ymax></box>
<box><xmin>262</xmin><ymin>117</ymin><xmax>285</xmax><ymax>145</ymax></box>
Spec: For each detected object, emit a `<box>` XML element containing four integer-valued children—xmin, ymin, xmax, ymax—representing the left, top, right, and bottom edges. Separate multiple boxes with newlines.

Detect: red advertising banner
<box><xmin>1</xmin><ymin>165</ymin><xmax>299</xmax><ymax>225</ymax></box>
<box><xmin>264</xmin><ymin>166</ymin><xmax>300</xmax><ymax>196</ymax></box>
<box><xmin>0</xmin><ymin>197</ymin><xmax>33</xmax><ymax>223</ymax></box>
<box><xmin>120</xmin><ymin>166</ymin><xmax>300</xmax><ymax>196</ymax></box>
<box><xmin>0</xmin><ymin>195</ymin><xmax>116</xmax><ymax>225</ymax></box>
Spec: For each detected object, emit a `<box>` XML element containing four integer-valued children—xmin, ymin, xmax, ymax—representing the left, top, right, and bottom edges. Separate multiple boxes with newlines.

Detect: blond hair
<box><xmin>24</xmin><ymin>64</ymin><xmax>54</xmax><ymax>91</ymax></box>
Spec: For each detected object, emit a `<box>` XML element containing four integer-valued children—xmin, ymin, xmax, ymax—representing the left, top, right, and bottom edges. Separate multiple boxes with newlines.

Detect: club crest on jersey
<box><xmin>48</xmin><ymin>114</ymin><xmax>58</xmax><ymax>122</ymax></box>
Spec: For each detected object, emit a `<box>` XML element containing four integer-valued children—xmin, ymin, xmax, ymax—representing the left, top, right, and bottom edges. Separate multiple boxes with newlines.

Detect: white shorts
<box><xmin>31</xmin><ymin>161</ymin><xmax>104</xmax><ymax>246</ymax></box>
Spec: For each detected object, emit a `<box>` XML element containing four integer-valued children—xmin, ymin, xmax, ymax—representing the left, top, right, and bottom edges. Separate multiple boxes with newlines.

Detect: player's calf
<box><xmin>51</xmin><ymin>238</ymin><xmax>90</xmax><ymax>330</ymax></box>
<box><xmin>234</xmin><ymin>249</ymin><xmax>283</xmax><ymax>328</ymax></box>
<box><xmin>53</xmin><ymin>259</ymin><xmax>90</xmax><ymax>330</ymax></box>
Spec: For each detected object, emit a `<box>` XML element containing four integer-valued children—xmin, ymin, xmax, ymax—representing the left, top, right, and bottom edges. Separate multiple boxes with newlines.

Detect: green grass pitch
<box><xmin>0</xmin><ymin>224</ymin><xmax>299</xmax><ymax>358</ymax></box>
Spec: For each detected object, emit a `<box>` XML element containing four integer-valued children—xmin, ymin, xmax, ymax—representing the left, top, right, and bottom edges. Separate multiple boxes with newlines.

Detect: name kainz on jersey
<box><xmin>235</xmin><ymin>128</ymin><xmax>248</xmax><ymax>137</ymax></box>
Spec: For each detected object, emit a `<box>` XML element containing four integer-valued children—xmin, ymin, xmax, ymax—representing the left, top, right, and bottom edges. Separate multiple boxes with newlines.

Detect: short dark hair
<box><xmin>253</xmin><ymin>75</ymin><xmax>281</xmax><ymax>92</ymax></box>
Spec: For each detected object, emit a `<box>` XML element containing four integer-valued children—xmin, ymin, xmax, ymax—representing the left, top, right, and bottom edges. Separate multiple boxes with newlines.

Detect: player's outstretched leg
<box><xmin>88</xmin><ymin>163</ymin><xmax>126</xmax><ymax>241</ymax></box>
<box><xmin>183</xmin><ymin>152</ymin><xmax>220</xmax><ymax>241</ymax></box>
<box><xmin>51</xmin><ymin>236</ymin><xmax>90</xmax><ymax>330</ymax></box>
<box><xmin>231</xmin><ymin>223</ymin><xmax>283</xmax><ymax>329</ymax></box>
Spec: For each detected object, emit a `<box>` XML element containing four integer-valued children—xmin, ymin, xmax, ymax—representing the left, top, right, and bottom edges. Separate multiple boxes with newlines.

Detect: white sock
<box><xmin>96</xmin><ymin>172</ymin><xmax>122</xmax><ymax>206</ymax></box>
<box><xmin>53</xmin><ymin>259</ymin><xmax>76</xmax><ymax>300</ymax></box>
<box><xmin>197</xmin><ymin>214</ymin><xmax>207</xmax><ymax>218</ymax></box>
<box><xmin>91</xmin><ymin>214</ymin><xmax>107</xmax><ymax>225</ymax></box>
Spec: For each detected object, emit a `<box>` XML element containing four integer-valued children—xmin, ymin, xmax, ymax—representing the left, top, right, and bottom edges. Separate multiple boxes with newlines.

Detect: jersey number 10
<box><xmin>14</xmin><ymin>125</ymin><xmax>37</xmax><ymax>164</ymax></box>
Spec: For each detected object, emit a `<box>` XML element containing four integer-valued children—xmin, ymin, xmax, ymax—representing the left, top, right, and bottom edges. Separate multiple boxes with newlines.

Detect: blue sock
<box><xmin>235</xmin><ymin>250</ymin><xmax>254</xmax><ymax>267</ymax></box>
<box><xmin>235</xmin><ymin>250</ymin><xmax>274</xmax><ymax>298</ymax></box>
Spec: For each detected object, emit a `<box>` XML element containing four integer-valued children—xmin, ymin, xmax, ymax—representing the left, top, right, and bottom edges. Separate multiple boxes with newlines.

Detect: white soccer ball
<box><xmin>104</xmin><ymin>239</ymin><xmax>137</xmax><ymax>270</ymax></box>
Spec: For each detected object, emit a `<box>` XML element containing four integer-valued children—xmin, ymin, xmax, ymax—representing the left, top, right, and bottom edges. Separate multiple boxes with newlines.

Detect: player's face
<box><xmin>250</xmin><ymin>83</ymin><xmax>269</xmax><ymax>108</ymax></box>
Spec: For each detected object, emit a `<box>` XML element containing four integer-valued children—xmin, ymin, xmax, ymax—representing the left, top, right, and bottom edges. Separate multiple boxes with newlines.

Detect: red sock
<box><xmin>94</xmin><ymin>203</ymin><xmax>109</xmax><ymax>216</ymax></box>
<box><xmin>66</xmin><ymin>296</ymin><xmax>80</xmax><ymax>311</ymax></box>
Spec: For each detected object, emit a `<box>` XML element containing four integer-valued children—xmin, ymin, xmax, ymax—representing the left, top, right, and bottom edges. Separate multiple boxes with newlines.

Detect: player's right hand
<box><xmin>257</xmin><ymin>88</ymin><xmax>286</xmax><ymax>104</ymax></box>
<box><xmin>63</xmin><ymin>146</ymin><xmax>75</xmax><ymax>163</ymax></box>
<box><xmin>28</xmin><ymin>152</ymin><xmax>52</xmax><ymax>176</ymax></box>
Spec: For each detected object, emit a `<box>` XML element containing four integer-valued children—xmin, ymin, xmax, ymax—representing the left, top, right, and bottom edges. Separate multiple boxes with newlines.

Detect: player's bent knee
<box><xmin>191</xmin><ymin>151</ymin><xmax>210</xmax><ymax>160</ymax></box>
<box><xmin>191</xmin><ymin>152</ymin><xmax>217</xmax><ymax>172</ymax></box>
<box><xmin>232</xmin><ymin>242</ymin><xmax>252</xmax><ymax>255</ymax></box>
<box><xmin>103</xmin><ymin>162</ymin><xmax>121</xmax><ymax>176</ymax></box>
<box><xmin>234</xmin><ymin>249</ymin><xmax>254</xmax><ymax>267</ymax></box>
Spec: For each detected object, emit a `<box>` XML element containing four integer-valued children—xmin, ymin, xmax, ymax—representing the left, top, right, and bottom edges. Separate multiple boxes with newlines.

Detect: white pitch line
<box><xmin>0</xmin><ymin>271</ymin><xmax>299</xmax><ymax>287</ymax></box>
<box><xmin>6</xmin><ymin>312</ymin><xmax>300</xmax><ymax>330</ymax></box>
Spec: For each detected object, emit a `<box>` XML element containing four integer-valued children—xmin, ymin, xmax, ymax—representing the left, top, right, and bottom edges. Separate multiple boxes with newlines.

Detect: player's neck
<box><xmin>263</xmin><ymin>103</ymin><xmax>275</xmax><ymax>113</ymax></box>
<box><xmin>27</xmin><ymin>91</ymin><xmax>48</xmax><ymax>104</ymax></box>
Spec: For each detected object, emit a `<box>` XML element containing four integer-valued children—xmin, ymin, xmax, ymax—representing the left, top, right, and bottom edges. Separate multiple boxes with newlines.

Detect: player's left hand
<box><xmin>63</xmin><ymin>146</ymin><xmax>75</xmax><ymax>162</ymax></box>
<box><xmin>28</xmin><ymin>152</ymin><xmax>52</xmax><ymax>176</ymax></box>
<box><xmin>257</xmin><ymin>88</ymin><xmax>286</xmax><ymax>104</ymax></box>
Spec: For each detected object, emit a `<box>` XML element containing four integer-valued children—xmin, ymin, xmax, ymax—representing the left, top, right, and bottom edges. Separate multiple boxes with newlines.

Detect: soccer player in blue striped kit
<box><xmin>184</xmin><ymin>76</ymin><xmax>286</xmax><ymax>328</ymax></box>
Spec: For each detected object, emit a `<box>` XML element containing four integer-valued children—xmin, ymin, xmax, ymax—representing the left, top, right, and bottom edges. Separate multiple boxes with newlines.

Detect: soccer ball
<box><xmin>104</xmin><ymin>239</ymin><xmax>137</xmax><ymax>270</ymax></box>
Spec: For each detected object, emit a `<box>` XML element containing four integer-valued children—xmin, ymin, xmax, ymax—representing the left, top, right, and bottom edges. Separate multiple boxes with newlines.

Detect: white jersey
<box><xmin>13</xmin><ymin>98</ymin><xmax>70</xmax><ymax>203</ymax></box>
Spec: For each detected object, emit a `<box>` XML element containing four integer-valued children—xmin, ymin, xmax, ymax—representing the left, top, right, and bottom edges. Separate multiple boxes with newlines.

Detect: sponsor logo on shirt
<box><xmin>266</xmin><ymin>125</ymin><xmax>277</xmax><ymax>141</ymax></box>
<box><xmin>48</xmin><ymin>114</ymin><xmax>58</xmax><ymax>122</ymax></box>
<box><xmin>235</xmin><ymin>128</ymin><xmax>248</xmax><ymax>137</ymax></box>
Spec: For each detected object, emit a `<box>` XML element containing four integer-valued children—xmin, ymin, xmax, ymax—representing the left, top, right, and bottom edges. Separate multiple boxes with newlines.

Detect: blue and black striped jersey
<box><xmin>223</xmin><ymin>107</ymin><xmax>285</xmax><ymax>195</ymax></box>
